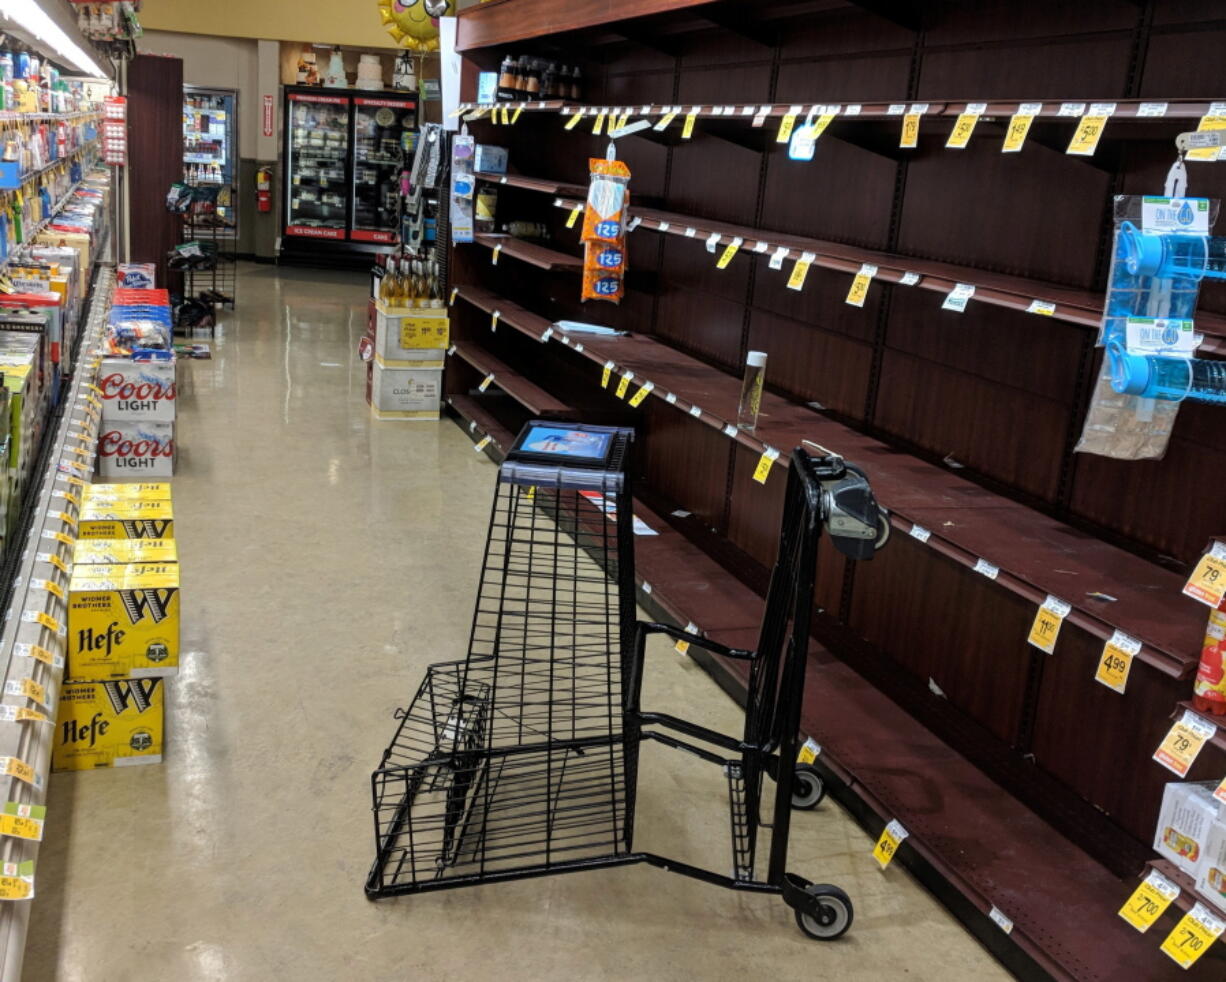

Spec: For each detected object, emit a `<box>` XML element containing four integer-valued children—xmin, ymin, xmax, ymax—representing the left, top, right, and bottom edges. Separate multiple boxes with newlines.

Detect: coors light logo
<box><xmin>99</xmin><ymin>427</ymin><xmax>175</xmax><ymax>469</ymax></box>
<box><xmin>100</xmin><ymin>370</ymin><xmax>176</xmax><ymax>409</ymax></box>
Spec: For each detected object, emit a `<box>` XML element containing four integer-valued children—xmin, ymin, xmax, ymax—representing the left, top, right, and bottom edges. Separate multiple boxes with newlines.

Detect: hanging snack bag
<box><xmin>582</xmin><ymin>158</ymin><xmax>631</xmax><ymax>243</ymax></box>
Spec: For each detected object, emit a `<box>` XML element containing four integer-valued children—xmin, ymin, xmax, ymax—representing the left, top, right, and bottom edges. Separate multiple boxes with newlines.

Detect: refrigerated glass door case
<box><xmin>284</xmin><ymin>89</ymin><xmax>353</xmax><ymax>241</ymax></box>
<box><xmin>183</xmin><ymin>85</ymin><xmax>238</xmax><ymax>232</ymax></box>
<box><xmin>350</xmin><ymin>96</ymin><xmax>417</xmax><ymax>244</ymax></box>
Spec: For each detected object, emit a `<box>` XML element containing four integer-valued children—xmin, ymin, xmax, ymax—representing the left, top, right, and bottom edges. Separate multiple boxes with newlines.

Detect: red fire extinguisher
<box><xmin>256</xmin><ymin>166</ymin><xmax>273</xmax><ymax>213</ymax></box>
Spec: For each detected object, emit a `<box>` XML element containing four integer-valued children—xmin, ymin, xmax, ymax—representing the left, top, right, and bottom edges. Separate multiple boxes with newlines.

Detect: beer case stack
<box><xmin>100</xmin><ymin>283</ymin><xmax>176</xmax><ymax>477</ymax></box>
<box><xmin>370</xmin><ymin>298</ymin><xmax>447</xmax><ymax>421</ymax></box>
<box><xmin>54</xmin><ymin>482</ymin><xmax>178</xmax><ymax>771</ymax></box>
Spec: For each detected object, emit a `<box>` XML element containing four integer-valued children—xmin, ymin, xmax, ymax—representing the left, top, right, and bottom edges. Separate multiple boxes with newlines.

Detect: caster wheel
<box><xmin>794</xmin><ymin>884</ymin><xmax>853</xmax><ymax>941</ymax></box>
<box><xmin>791</xmin><ymin>764</ymin><xmax>825</xmax><ymax>810</ymax></box>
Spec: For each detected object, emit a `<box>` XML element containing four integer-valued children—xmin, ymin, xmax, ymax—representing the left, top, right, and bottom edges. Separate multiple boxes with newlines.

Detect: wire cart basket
<box><xmin>367</xmin><ymin>421</ymin><xmax>889</xmax><ymax>939</ymax></box>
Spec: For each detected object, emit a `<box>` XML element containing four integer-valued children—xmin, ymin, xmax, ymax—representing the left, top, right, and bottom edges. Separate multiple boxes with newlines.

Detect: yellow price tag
<box><xmin>1187</xmin><ymin>103</ymin><xmax>1226</xmax><ymax>160</ymax></box>
<box><xmin>57</xmin><ymin>512</ymin><xmax>76</xmax><ymax>527</ymax></box>
<box><xmin>25</xmin><ymin>646</ymin><xmax>54</xmax><ymax>667</ymax></box>
<box><xmin>1119</xmin><ymin>870</ymin><xmax>1179</xmax><ymax>933</ymax></box>
<box><xmin>1154</xmin><ymin>709</ymin><xmax>1217</xmax><ymax>777</ymax></box>
<box><xmin>14</xmin><ymin>708</ymin><xmax>47</xmax><ymax>725</ymax></box>
<box><xmin>68</xmin><ymin>446</ymin><xmax>90</xmax><ymax>457</ymax></box>
<box><xmin>845</xmin><ymin>263</ymin><xmax>877</xmax><ymax>307</ymax></box>
<box><xmin>682</xmin><ymin>109</ymin><xmax>698</xmax><ymax>140</ymax></box>
<box><xmin>46</xmin><ymin>554</ymin><xmax>67</xmax><ymax>574</ymax></box>
<box><xmin>564</xmin><ymin>111</ymin><xmax>583</xmax><ymax>130</ymax></box>
<box><xmin>900</xmin><ymin>113</ymin><xmax>921</xmax><ymax>148</ymax></box>
<box><xmin>13</xmin><ymin>678</ymin><xmax>45</xmax><ymax>705</ymax></box>
<box><xmin>48</xmin><ymin>531</ymin><xmax>73</xmax><ymax>546</ymax></box>
<box><xmin>478</xmin><ymin>373</ymin><xmax>495</xmax><ymax>393</ymax></box>
<box><xmin>63</xmin><ymin>476</ymin><xmax>85</xmax><ymax>487</ymax></box>
<box><xmin>615</xmin><ymin>371</ymin><xmax>633</xmax><ymax>400</ymax></box>
<box><xmin>601</xmin><ymin>361</ymin><xmax>614</xmax><ymax>388</ymax></box>
<box><xmin>797</xmin><ymin>737</ymin><xmax>820</xmax><ymax>765</ymax></box>
<box><xmin>0</xmin><ymin>876</ymin><xmax>31</xmax><ymax>900</ymax></box>
<box><xmin>511</xmin><ymin>105</ymin><xmax>523</xmax><ymax>125</ymax></box>
<box><xmin>654</xmin><ymin>109</ymin><xmax>678</xmax><ymax>131</ymax></box>
<box><xmin>674</xmin><ymin>621</ymin><xmax>698</xmax><ymax>657</ymax></box>
<box><xmin>787</xmin><ymin>252</ymin><xmax>816</xmax><ymax>291</ymax></box>
<box><xmin>37</xmin><ymin>580</ymin><xmax>64</xmax><ymax>601</ymax></box>
<box><xmin>490</xmin><ymin>310</ymin><xmax>500</xmax><ymax>332</ymax></box>
<box><xmin>2</xmin><ymin>757</ymin><xmax>36</xmax><ymax>786</ymax></box>
<box><xmin>1095</xmin><ymin>630</ymin><xmax>1140</xmax><ymax>694</ymax></box>
<box><xmin>776</xmin><ymin>106</ymin><xmax>801</xmax><ymax>144</ymax></box>
<box><xmin>1002</xmin><ymin>102</ymin><xmax>1042</xmax><ymax>152</ymax></box>
<box><xmin>1067</xmin><ymin>105</ymin><xmax>1113</xmax><ymax>155</ymax></box>
<box><xmin>945</xmin><ymin>104</ymin><xmax>985</xmax><ymax>149</ymax></box>
<box><xmin>716</xmin><ymin>238</ymin><xmax>742</xmax><ymax>270</ymax></box>
<box><xmin>33</xmin><ymin>612</ymin><xmax>60</xmax><ymax>634</ymax></box>
<box><xmin>566</xmin><ymin>205</ymin><xmax>581</xmax><ymax>229</ymax></box>
<box><xmin>628</xmin><ymin>381</ymin><xmax>654</xmax><ymax>408</ymax></box>
<box><xmin>1161</xmin><ymin>903</ymin><xmax>1225</xmax><ymax>968</ymax></box>
<box><xmin>0</xmin><ymin>814</ymin><xmax>42</xmax><ymax>841</ymax></box>
<box><xmin>872</xmin><ymin>819</ymin><xmax>908</xmax><ymax>869</ymax></box>
<box><xmin>474</xmin><ymin>435</ymin><xmax>492</xmax><ymax>453</ymax></box>
<box><xmin>753</xmin><ymin>447</ymin><xmax>781</xmax><ymax>485</ymax></box>
<box><xmin>1027</xmin><ymin>595</ymin><xmax>1070</xmax><ymax>654</ymax></box>
<box><xmin>1184</xmin><ymin>542</ymin><xmax>1226</xmax><ymax>607</ymax></box>
<box><xmin>592</xmin><ymin>110</ymin><xmax>606</xmax><ymax>135</ymax></box>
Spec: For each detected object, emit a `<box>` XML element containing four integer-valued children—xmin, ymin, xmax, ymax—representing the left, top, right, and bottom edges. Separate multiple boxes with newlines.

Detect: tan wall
<box><xmin>139</xmin><ymin>0</ymin><xmax>403</xmax><ymax>49</ymax></box>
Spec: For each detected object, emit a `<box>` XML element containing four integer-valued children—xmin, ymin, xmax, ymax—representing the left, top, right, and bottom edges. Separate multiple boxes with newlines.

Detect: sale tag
<box><xmin>478</xmin><ymin>373</ymin><xmax>495</xmax><ymax>393</ymax></box>
<box><xmin>1027</xmin><ymin>299</ymin><xmax>1056</xmax><ymax>316</ymax></box>
<box><xmin>33</xmin><ymin>579</ymin><xmax>63</xmax><ymax>601</ymax></box>
<box><xmin>675</xmin><ymin>621</ymin><xmax>699</xmax><ymax>656</ymax></box>
<box><xmin>448</xmin><ymin>286</ymin><xmax>459</xmax><ymax>306</ymax></box>
<box><xmin>0</xmin><ymin>757</ymin><xmax>39</xmax><ymax>788</ymax></box>
<box><xmin>0</xmin><ymin>804</ymin><xmax>43</xmax><ymax>842</ymax></box>
<box><xmin>716</xmin><ymin>237</ymin><xmax>743</xmax><ymax>269</ymax></box>
<box><xmin>1188</xmin><ymin>103</ymin><xmax>1226</xmax><ymax>160</ymax></box>
<box><xmin>1119</xmin><ymin>870</ymin><xmax>1180</xmax><ymax>933</ymax></box>
<box><xmin>14</xmin><ymin>643</ymin><xmax>60</xmax><ymax>670</ymax></box>
<box><xmin>1095</xmin><ymin>630</ymin><xmax>1141</xmax><ymax>694</ymax></box>
<box><xmin>873</xmin><ymin>819</ymin><xmax>908</xmax><ymax>869</ymax></box>
<box><xmin>0</xmin><ymin>860</ymin><xmax>34</xmax><ymax>900</ymax></box>
<box><xmin>1154</xmin><ymin>709</ymin><xmax>1217</xmax><ymax>777</ymax></box>
<box><xmin>564</xmin><ymin>111</ymin><xmax>583</xmax><ymax>130</ymax></box>
<box><xmin>946</xmin><ymin>103</ymin><xmax>987</xmax><ymax>149</ymax></box>
<box><xmin>1161</xmin><ymin>902</ymin><xmax>1225</xmax><ymax>969</ymax></box>
<box><xmin>787</xmin><ymin>251</ymin><xmax>817</xmax><ymax>291</ymax></box>
<box><xmin>682</xmin><ymin>107</ymin><xmax>700</xmax><ymax>140</ymax></box>
<box><xmin>1183</xmin><ymin>542</ymin><xmax>1226</xmax><ymax>606</ymax></box>
<box><xmin>797</xmin><ymin>737</ymin><xmax>820</xmax><ymax>765</ymax></box>
<box><xmin>511</xmin><ymin>105</ymin><xmax>523</xmax><ymax>125</ymax></box>
<box><xmin>777</xmin><ymin>105</ymin><xmax>802</xmax><ymax>143</ymax></box>
<box><xmin>942</xmin><ymin>283</ymin><xmax>975</xmax><ymax>312</ymax></box>
<box><xmin>601</xmin><ymin>361</ymin><xmax>614</xmax><ymax>387</ymax></box>
<box><xmin>628</xmin><ymin>381</ymin><xmax>655</xmax><ymax>408</ymax></box>
<box><xmin>1067</xmin><ymin>103</ymin><xmax>1115</xmax><ymax>155</ymax></box>
<box><xmin>43</xmin><ymin>530</ymin><xmax>73</xmax><ymax>547</ymax></box>
<box><xmin>566</xmin><ymin>205</ymin><xmax>581</xmax><ymax>229</ymax></box>
<box><xmin>5</xmin><ymin>678</ymin><xmax>46</xmax><ymax>708</ymax></box>
<box><xmin>753</xmin><ymin>447</ymin><xmax>781</xmax><ymax>485</ymax></box>
<box><xmin>845</xmin><ymin>263</ymin><xmax>877</xmax><ymax>307</ymax></box>
<box><xmin>1027</xmin><ymin>594</ymin><xmax>1071</xmax><ymax>654</ymax></box>
<box><xmin>900</xmin><ymin>111</ymin><xmax>922</xmax><ymax>148</ymax></box>
<box><xmin>592</xmin><ymin>110</ymin><xmax>606</xmax><ymax>135</ymax></box>
<box><xmin>474</xmin><ymin>435</ymin><xmax>492</xmax><ymax>453</ymax></box>
<box><xmin>1003</xmin><ymin>102</ymin><xmax>1043</xmax><ymax>153</ymax></box>
<box><xmin>615</xmin><ymin>370</ymin><xmax>634</xmax><ymax>399</ymax></box>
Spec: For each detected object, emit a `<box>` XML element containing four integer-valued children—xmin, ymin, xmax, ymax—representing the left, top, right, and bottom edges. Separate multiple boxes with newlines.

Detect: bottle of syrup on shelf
<box><xmin>496</xmin><ymin>55</ymin><xmax>518</xmax><ymax>102</ymax></box>
<box><xmin>1194</xmin><ymin>598</ymin><xmax>1226</xmax><ymax>715</ymax></box>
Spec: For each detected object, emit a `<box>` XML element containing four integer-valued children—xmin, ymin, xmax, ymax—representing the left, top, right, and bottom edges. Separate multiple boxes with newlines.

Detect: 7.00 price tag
<box><xmin>1119</xmin><ymin>869</ymin><xmax>1179</xmax><ymax>933</ymax></box>
<box><xmin>1161</xmin><ymin>902</ymin><xmax>1226</xmax><ymax>969</ymax></box>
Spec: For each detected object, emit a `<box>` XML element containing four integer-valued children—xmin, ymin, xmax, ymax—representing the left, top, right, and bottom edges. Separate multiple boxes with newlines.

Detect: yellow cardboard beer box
<box><xmin>72</xmin><ymin>538</ymin><xmax>179</xmax><ymax>565</ymax></box>
<box><xmin>68</xmin><ymin>563</ymin><xmax>179</xmax><ymax>679</ymax></box>
<box><xmin>77</xmin><ymin>497</ymin><xmax>174</xmax><ymax>539</ymax></box>
<box><xmin>83</xmin><ymin>482</ymin><xmax>172</xmax><ymax>501</ymax></box>
<box><xmin>52</xmin><ymin>676</ymin><xmax>164</xmax><ymax>771</ymax></box>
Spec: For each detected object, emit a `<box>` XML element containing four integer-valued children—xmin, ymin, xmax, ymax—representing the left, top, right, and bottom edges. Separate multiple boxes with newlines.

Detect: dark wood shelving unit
<box><xmin>447</xmin><ymin>2</ymin><xmax>1226</xmax><ymax>979</ymax></box>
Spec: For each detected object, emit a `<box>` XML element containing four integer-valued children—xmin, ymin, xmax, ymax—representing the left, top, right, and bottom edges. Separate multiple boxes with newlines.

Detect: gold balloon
<box><xmin>376</xmin><ymin>0</ymin><xmax>453</xmax><ymax>50</ymax></box>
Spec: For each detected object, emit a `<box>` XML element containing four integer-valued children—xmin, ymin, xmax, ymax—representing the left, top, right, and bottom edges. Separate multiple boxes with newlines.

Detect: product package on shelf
<box><xmin>117</xmin><ymin>262</ymin><xmax>156</xmax><ymax>288</ymax></box>
<box><xmin>1154</xmin><ymin>781</ymin><xmax>1222</xmax><ymax>878</ymax></box>
<box><xmin>78</xmin><ymin>496</ymin><xmax>175</xmax><ymax>539</ymax></box>
<box><xmin>581</xmin><ymin>157</ymin><xmax>630</xmax><ymax>304</ymax></box>
<box><xmin>73</xmin><ymin>537</ymin><xmax>178</xmax><ymax>565</ymax></box>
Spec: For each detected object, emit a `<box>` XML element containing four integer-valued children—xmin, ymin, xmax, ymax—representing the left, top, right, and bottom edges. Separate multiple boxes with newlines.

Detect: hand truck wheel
<box><xmin>791</xmin><ymin>764</ymin><xmax>825</xmax><ymax>810</ymax></box>
<box><xmin>794</xmin><ymin>883</ymin><xmax>853</xmax><ymax>941</ymax></box>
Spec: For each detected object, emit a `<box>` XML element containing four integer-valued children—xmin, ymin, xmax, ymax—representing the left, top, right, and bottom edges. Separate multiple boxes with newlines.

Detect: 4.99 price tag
<box><xmin>1094</xmin><ymin>629</ymin><xmax>1141</xmax><ymax>694</ymax></box>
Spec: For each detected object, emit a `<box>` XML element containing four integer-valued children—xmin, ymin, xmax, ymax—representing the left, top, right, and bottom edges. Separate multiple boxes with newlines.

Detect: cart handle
<box><xmin>634</xmin><ymin>622</ymin><xmax>755</xmax><ymax>661</ymax></box>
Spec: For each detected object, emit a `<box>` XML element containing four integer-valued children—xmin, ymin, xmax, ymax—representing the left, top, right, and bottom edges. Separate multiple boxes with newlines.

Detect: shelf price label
<box><xmin>1027</xmin><ymin>595</ymin><xmax>1071</xmax><ymax>654</ymax></box>
<box><xmin>628</xmin><ymin>381</ymin><xmax>655</xmax><ymax>408</ymax></box>
<box><xmin>787</xmin><ymin>251</ymin><xmax>817</xmax><ymax>291</ymax></box>
<box><xmin>478</xmin><ymin>373</ymin><xmax>495</xmax><ymax>393</ymax></box>
<box><xmin>942</xmin><ymin>283</ymin><xmax>976</xmax><ymax>312</ymax></box>
<box><xmin>0</xmin><ymin>757</ymin><xmax>40</xmax><ymax>789</ymax></box>
<box><xmin>565</xmin><ymin>204</ymin><xmax>582</xmax><ymax>229</ymax></box>
<box><xmin>682</xmin><ymin>106</ymin><xmax>700</xmax><ymax>140</ymax></box>
<box><xmin>601</xmin><ymin>361</ymin><xmax>615</xmax><ymax>388</ymax></box>
<box><xmin>776</xmin><ymin>105</ymin><xmax>802</xmax><ymax>143</ymax></box>
<box><xmin>797</xmin><ymin>737</ymin><xmax>820</xmax><ymax>764</ymax></box>
<box><xmin>845</xmin><ymin>263</ymin><xmax>877</xmax><ymax>307</ymax></box>
<box><xmin>615</xmin><ymin>370</ymin><xmax>635</xmax><ymax>399</ymax></box>
<box><xmin>1095</xmin><ymin>629</ymin><xmax>1141</xmax><ymax>694</ymax></box>
<box><xmin>473</xmin><ymin>435</ymin><xmax>492</xmax><ymax>453</ymax></box>
<box><xmin>1183</xmin><ymin>541</ymin><xmax>1226</xmax><ymax>607</ymax></box>
<box><xmin>1187</xmin><ymin>102</ymin><xmax>1226</xmax><ymax>161</ymax></box>
<box><xmin>900</xmin><ymin>104</ymin><xmax>928</xmax><ymax>148</ymax></box>
<box><xmin>675</xmin><ymin>621</ymin><xmax>699</xmax><ymax>656</ymax></box>
<box><xmin>1119</xmin><ymin>869</ymin><xmax>1180</xmax><ymax>933</ymax></box>
<box><xmin>753</xmin><ymin>446</ymin><xmax>781</xmax><ymax>485</ymax></box>
<box><xmin>1026</xmin><ymin>299</ymin><xmax>1057</xmax><ymax>316</ymax></box>
<box><xmin>1067</xmin><ymin>103</ymin><xmax>1115</xmax><ymax>155</ymax></box>
<box><xmin>716</xmin><ymin>237</ymin><xmax>744</xmax><ymax>269</ymax></box>
<box><xmin>872</xmin><ymin>819</ymin><xmax>908</xmax><ymax>869</ymax></box>
<box><xmin>0</xmin><ymin>860</ymin><xmax>34</xmax><ymax>901</ymax></box>
<box><xmin>564</xmin><ymin>110</ymin><xmax>583</xmax><ymax>130</ymax></box>
<box><xmin>1161</xmin><ymin>902</ymin><xmax>1226</xmax><ymax>969</ymax></box>
<box><xmin>653</xmin><ymin>107</ymin><xmax>678</xmax><ymax>132</ymax></box>
<box><xmin>1154</xmin><ymin>709</ymin><xmax>1217</xmax><ymax>777</ymax></box>
<box><xmin>511</xmin><ymin>105</ymin><xmax>524</xmax><ymax>125</ymax></box>
<box><xmin>0</xmin><ymin>803</ymin><xmax>44</xmax><ymax>842</ymax></box>
<box><xmin>751</xmin><ymin>104</ymin><xmax>772</xmax><ymax>128</ymax></box>
<box><xmin>592</xmin><ymin>109</ymin><xmax>607</xmax><ymax>135</ymax></box>
<box><xmin>490</xmin><ymin>243</ymin><xmax>502</xmax><ymax>265</ymax></box>
<box><xmin>946</xmin><ymin>103</ymin><xmax>987</xmax><ymax>149</ymax></box>
<box><xmin>1002</xmin><ymin>102</ymin><xmax>1044</xmax><ymax>153</ymax></box>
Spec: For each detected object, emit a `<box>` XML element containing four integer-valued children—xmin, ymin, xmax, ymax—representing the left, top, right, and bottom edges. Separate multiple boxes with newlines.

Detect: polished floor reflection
<box><xmin>24</xmin><ymin>263</ymin><xmax>1006</xmax><ymax>981</ymax></box>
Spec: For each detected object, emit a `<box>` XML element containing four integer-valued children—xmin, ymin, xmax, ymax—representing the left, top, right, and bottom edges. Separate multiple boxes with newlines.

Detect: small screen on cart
<box><xmin>518</xmin><ymin>425</ymin><xmax>612</xmax><ymax>460</ymax></box>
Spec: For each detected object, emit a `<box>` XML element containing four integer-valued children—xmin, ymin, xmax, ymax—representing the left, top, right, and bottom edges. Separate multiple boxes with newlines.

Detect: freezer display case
<box><xmin>285</xmin><ymin>90</ymin><xmax>352</xmax><ymax>241</ymax></box>
<box><xmin>183</xmin><ymin>86</ymin><xmax>237</xmax><ymax>191</ymax></box>
<box><xmin>351</xmin><ymin>97</ymin><xmax>417</xmax><ymax>244</ymax></box>
<box><xmin>282</xmin><ymin>86</ymin><xmax>418</xmax><ymax>254</ymax></box>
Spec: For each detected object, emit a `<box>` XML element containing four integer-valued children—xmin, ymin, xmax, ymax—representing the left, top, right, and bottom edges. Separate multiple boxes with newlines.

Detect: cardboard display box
<box><xmin>78</xmin><ymin>497</ymin><xmax>174</xmax><ymax>540</ymax></box>
<box><xmin>97</xmin><ymin>420</ymin><xmax>176</xmax><ymax>480</ymax></box>
<box><xmin>1154</xmin><ymin>781</ymin><xmax>1221</xmax><ymax>878</ymax></box>
<box><xmin>52</xmin><ymin>676</ymin><xmax>164</xmax><ymax>771</ymax></box>
<box><xmin>98</xmin><ymin>357</ymin><xmax>176</xmax><ymax>422</ymax></box>
<box><xmin>68</xmin><ymin>562</ymin><xmax>179</xmax><ymax>680</ymax></box>
<box><xmin>72</xmin><ymin>538</ymin><xmax>179</xmax><ymax>565</ymax></box>
<box><xmin>370</xmin><ymin>362</ymin><xmax>441</xmax><ymax>420</ymax></box>
<box><xmin>374</xmin><ymin>304</ymin><xmax>448</xmax><ymax>366</ymax></box>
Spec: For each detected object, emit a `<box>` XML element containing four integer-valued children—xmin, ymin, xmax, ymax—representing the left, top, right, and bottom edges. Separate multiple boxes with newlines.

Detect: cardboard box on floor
<box><xmin>52</xmin><ymin>675</ymin><xmax>165</xmax><ymax>771</ymax></box>
<box><xmin>78</xmin><ymin>497</ymin><xmax>174</xmax><ymax>539</ymax></box>
<box><xmin>68</xmin><ymin>562</ymin><xmax>180</xmax><ymax>679</ymax></box>
<box><xmin>371</xmin><ymin>361</ymin><xmax>441</xmax><ymax>421</ymax></box>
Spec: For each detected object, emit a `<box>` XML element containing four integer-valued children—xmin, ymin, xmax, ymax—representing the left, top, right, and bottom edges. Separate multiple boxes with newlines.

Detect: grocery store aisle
<box><xmin>24</xmin><ymin>264</ymin><xmax>1006</xmax><ymax>981</ymax></box>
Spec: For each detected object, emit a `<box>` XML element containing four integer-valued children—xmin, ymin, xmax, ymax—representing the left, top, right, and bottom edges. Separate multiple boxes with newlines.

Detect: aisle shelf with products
<box><xmin>444</xmin><ymin>389</ymin><xmax>1215</xmax><ymax>982</ymax></box>
<box><xmin>0</xmin><ymin>264</ymin><xmax>112</xmax><ymax>981</ymax></box>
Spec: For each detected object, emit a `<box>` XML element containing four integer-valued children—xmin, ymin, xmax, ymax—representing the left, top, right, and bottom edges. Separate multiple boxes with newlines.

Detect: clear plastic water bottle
<box><xmin>1108</xmin><ymin>344</ymin><xmax>1226</xmax><ymax>404</ymax></box>
<box><xmin>737</xmin><ymin>351</ymin><xmax>767</xmax><ymax>431</ymax></box>
<box><xmin>1120</xmin><ymin>223</ymin><xmax>1226</xmax><ymax>281</ymax></box>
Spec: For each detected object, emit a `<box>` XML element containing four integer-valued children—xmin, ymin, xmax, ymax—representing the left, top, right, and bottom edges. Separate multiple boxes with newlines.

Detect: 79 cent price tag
<box><xmin>1027</xmin><ymin>595</ymin><xmax>1071</xmax><ymax>654</ymax></box>
<box><xmin>1184</xmin><ymin>541</ymin><xmax>1226</xmax><ymax>607</ymax></box>
<box><xmin>873</xmin><ymin>819</ymin><xmax>908</xmax><ymax>869</ymax></box>
<box><xmin>1119</xmin><ymin>869</ymin><xmax>1180</xmax><ymax>933</ymax></box>
<box><xmin>1161</xmin><ymin>902</ymin><xmax>1226</xmax><ymax>969</ymax></box>
<box><xmin>1154</xmin><ymin>709</ymin><xmax>1217</xmax><ymax>777</ymax></box>
<box><xmin>1095</xmin><ymin>629</ymin><xmax>1141</xmax><ymax>694</ymax></box>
